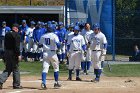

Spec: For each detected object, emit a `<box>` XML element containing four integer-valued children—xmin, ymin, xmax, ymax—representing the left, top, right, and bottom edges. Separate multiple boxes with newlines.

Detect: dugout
<box><xmin>0</xmin><ymin>6</ymin><xmax>64</xmax><ymax>53</ymax></box>
<box><xmin>0</xmin><ymin>6</ymin><xmax>64</xmax><ymax>27</ymax></box>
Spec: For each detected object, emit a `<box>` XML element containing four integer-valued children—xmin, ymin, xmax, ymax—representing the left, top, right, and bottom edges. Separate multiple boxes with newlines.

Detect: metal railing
<box><xmin>0</xmin><ymin>0</ymin><xmax>64</xmax><ymax>6</ymax></box>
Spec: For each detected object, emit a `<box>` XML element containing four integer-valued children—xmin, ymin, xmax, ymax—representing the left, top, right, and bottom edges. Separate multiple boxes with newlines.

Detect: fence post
<box><xmin>65</xmin><ymin>0</ymin><xmax>68</xmax><ymax>27</ymax></box>
<box><xmin>29</xmin><ymin>0</ymin><xmax>32</xmax><ymax>6</ymax></box>
<box><xmin>112</xmin><ymin>0</ymin><xmax>116</xmax><ymax>61</ymax></box>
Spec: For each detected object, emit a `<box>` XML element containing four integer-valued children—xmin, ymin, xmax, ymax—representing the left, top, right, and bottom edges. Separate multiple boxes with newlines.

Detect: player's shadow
<box><xmin>62</xmin><ymin>79</ymin><xmax>91</xmax><ymax>82</ymax></box>
<box><xmin>22</xmin><ymin>87</ymin><xmax>38</xmax><ymax>89</ymax></box>
<box><xmin>38</xmin><ymin>87</ymin><xmax>61</xmax><ymax>90</ymax></box>
<box><xmin>38</xmin><ymin>78</ymin><xmax>54</xmax><ymax>80</ymax></box>
<box><xmin>0</xmin><ymin>87</ymin><xmax>9</xmax><ymax>89</ymax></box>
<box><xmin>80</xmin><ymin>80</ymin><xmax>92</xmax><ymax>82</ymax></box>
<box><xmin>8</xmin><ymin>86</ymin><xmax>38</xmax><ymax>90</ymax></box>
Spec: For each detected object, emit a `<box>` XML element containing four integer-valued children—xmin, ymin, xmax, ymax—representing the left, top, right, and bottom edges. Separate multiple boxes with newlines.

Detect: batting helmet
<box><xmin>47</xmin><ymin>24</ymin><xmax>55</xmax><ymax>32</ymax></box>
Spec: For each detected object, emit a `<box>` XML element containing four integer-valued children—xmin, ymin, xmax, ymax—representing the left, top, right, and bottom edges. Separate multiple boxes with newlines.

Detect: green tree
<box><xmin>116</xmin><ymin>0</ymin><xmax>138</xmax><ymax>38</ymax></box>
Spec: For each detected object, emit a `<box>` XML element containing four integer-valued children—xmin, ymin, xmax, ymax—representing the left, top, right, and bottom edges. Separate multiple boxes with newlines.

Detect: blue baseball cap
<box><xmin>47</xmin><ymin>24</ymin><xmax>55</xmax><ymax>32</ymax></box>
<box><xmin>47</xmin><ymin>21</ymin><xmax>52</xmax><ymax>25</ymax></box>
<box><xmin>48</xmin><ymin>24</ymin><xmax>53</xmax><ymax>28</ymax></box>
<box><xmin>58</xmin><ymin>22</ymin><xmax>63</xmax><ymax>26</ymax></box>
<box><xmin>51</xmin><ymin>20</ymin><xmax>55</xmax><ymax>24</ymax></box>
<box><xmin>41</xmin><ymin>22</ymin><xmax>45</xmax><ymax>26</ymax></box>
<box><xmin>44</xmin><ymin>23</ymin><xmax>47</xmax><ymax>26</ymax></box>
<box><xmin>2</xmin><ymin>21</ymin><xmax>6</xmax><ymax>24</ymax></box>
<box><xmin>74</xmin><ymin>26</ymin><xmax>80</xmax><ymax>31</ymax></box>
<box><xmin>37</xmin><ymin>21</ymin><xmax>41</xmax><ymax>25</ymax></box>
<box><xmin>69</xmin><ymin>23</ymin><xmax>74</xmax><ymax>28</ymax></box>
<box><xmin>75</xmin><ymin>22</ymin><xmax>80</xmax><ymax>26</ymax></box>
<box><xmin>93</xmin><ymin>23</ymin><xmax>100</xmax><ymax>29</ymax></box>
<box><xmin>30</xmin><ymin>21</ymin><xmax>36</xmax><ymax>25</ymax></box>
<box><xmin>22</xmin><ymin>20</ymin><xmax>26</xmax><ymax>23</ymax></box>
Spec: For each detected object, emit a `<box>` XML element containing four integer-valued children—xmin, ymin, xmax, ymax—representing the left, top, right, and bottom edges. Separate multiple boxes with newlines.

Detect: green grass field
<box><xmin>104</xmin><ymin>64</ymin><xmax>140</xmax><ymax>77</ymax></box>
<box><xmin>0</xmin><ymin>61</ymin><xmax>68</xmax><ymax>76</ymax></box>
<box><xmin>0</xmin><ymin>61</ymin><xmax>140</xmax><ymax>77</ymax></box>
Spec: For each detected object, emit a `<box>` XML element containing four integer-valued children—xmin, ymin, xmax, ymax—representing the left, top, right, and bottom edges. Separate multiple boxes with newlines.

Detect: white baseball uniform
<box><xmin>89</xmin><ymin>31</ymin><xmax>107</xmax><ymax>69</ymax></box>
<box><xmin>67</xmin><ymin>34</ymin><xmax>85</xmax><ymax>69</ymax></box>
<box><xmin>25</xmin><ymin>27</ymin><xmax>35</xmax><ymax>52</ymax></box>
<box><xmin>39</xmin><ymin>32</ymin><xmax>60</xmax><ymax>73</ymax></box>
<box><xmin>65</xmin><ymin>30</ymin><xmax>74</xmax><ymax>52</ymax></box>
<box><xmin>81</xmin><ymin>29</ymin><xmax>93</xmax><ymax>61</ymax></box>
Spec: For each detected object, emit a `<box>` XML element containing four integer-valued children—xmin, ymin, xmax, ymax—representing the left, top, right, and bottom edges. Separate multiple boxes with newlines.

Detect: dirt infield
<box><xmin>0</xmin><ymin>76</ymin><xmax>140</xmax><ymax>93</ymax></box>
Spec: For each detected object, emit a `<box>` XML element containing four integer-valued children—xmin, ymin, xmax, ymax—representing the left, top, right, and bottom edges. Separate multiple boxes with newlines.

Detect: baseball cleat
<box><xmin>41</xmin><ymin>83</ymin><xmax>47</xmax><ymax>90</ymax></box>
<box><xmin>67</xmin><ymin>77</ymin><xmax>72</xmax><ymax>81</ymax></box>
<box><xmin>80</xmin><ymin>71</ymin><xmax>85</xmax><ymax>75</ymax></box>
<box><xmin>13</xmin><ymin>86</ymin><xmax>23</xmax><ymax>89</ymax></box>
<box><xmin>54</xmin><ymin>82</ymin><xmax>61</xmax><ymax>88</ymax></box>
<box><xmin>91</xmin><ymin>78</ymin><xmax>99</xmax><ymax>83</ymax></box>
<box><xmin>76</xmin><ymin>77</ymin><xmax>82</xmax><ymax>81</ymax></box>
<box><xmin>86</xmin><ymin>72</ymin><xmax>89</xmax><ymax>75</ymax></box>
<box><xmin>86</xmin><ymin>71</ymin><xmax>89</xmax><ymax>75</ymax></box>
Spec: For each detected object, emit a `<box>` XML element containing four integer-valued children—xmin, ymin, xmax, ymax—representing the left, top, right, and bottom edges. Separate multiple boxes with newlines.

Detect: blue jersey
<box><xmin>55</xmin><ymin>27</ymin><xmax>66</xmax><ymax>43</ymax></box>
<box><xmin>33</xmin><ymin>27</ymin><xmax>46</xmax><ymax>43</ymax></box>
<box><xmin>0</xmin><ymin>26</ymin><xmax>11</xmax><ymax>37</ymax></box>
<box><xmin>42</xmin><ymin>27</ymin><xmax>47</xmax><ymax>33</ymax></box>
<box><xmin>19</xmin><ymin>25</ymin><xmax>28</xmax><ymax>42</ymax></box>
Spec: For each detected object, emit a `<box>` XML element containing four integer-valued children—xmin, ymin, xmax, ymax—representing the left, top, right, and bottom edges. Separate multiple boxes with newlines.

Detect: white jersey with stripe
<box><xmin>67</xmin><ymin>34</ymin><xmax>85</xmax><ymax>51</ymax></box>
<box><xmin>89</xmin><ymin>32</ymin><xmax>107</xmax><ymax>50</ymax></box>
<box><xmin>39</xmin><ymin>32</ymin><xmax>60</xmax><ymax>51</ymax></box>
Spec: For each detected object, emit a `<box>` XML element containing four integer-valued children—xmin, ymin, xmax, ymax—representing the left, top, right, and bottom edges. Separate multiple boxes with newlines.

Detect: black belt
<box><xmin>92</xmin><ymin>50</ymin><xmax>101</xmax><ymax>51</ymax></box>
<box><xmin>73</xmin><ymin>50</ymin><xmax>80</xmax><ymax>51</ymax></box>
<box><xmin>51</xmin><ymin>50</ymin><xmax>56</xmax><ymax>51</ymax></box>
<box><xmin>43</xmin><ymin>50</ymin><xmax>56</xmax><ymax>52</ymax></box>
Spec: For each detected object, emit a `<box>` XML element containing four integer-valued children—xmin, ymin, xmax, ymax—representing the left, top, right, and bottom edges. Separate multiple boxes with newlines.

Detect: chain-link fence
<box><xmin>115</xmin><ymin>0</ymin><xmax>140</xmax><ymax>61</ymax></box>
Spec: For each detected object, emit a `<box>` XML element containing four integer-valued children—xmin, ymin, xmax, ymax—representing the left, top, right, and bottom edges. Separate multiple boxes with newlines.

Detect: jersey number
<box><xmin>45</xmin><ymin>38</ymin><xmax>50</xmax><ymax>45</ymax></box>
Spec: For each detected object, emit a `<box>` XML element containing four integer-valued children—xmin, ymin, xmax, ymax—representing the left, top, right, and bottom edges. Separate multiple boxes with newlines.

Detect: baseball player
<box><xmin>39</xmin><ymin>24</ymin><xmax>61</xmax><ymax>89</ymax></box>
<box><xmin>67</xmin><ymin>26</ymin><xmax>86</xmax><ymax>81</ymax></box>
<box><xmin>65</xmin><ymin>23</ymin><xmax>74</xmax><ymax>65</ymax></box>
<box><xmin>55</xmin><ymin>22</ymin><xmax>67</xmax><ymax>64</ymax></box>
<box><xmin>81</xmin><ymin>23</ymin><xmax>93</xmax><ymax>75</ymax></box>
<box><xmin>19</xmin><ymin>20</ymin><xmax>29</xmax><ymax>61</ymax></box>
<box><xmin>25</xmin><ymin>21</ymin><xmax>36</xmax><ymax>60</ymax></box>
<box><xmin>51</xmin><ymin>20</ymin><xmax>58</xmax><ymax>29</ymax></box>
<box><xmin>33</xmin><ymin>21</ymin><xmax>46</xmax><ymax>61</ymax></box>
<box><xmin>0</xmin><ymin>21</ymin><xmax>11</xmax><ymax>51</ymax></box>
<box><xmin>88</xmin><ymin>23</ymin><xmax>107</xmax><ymax>82</ymax></box>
